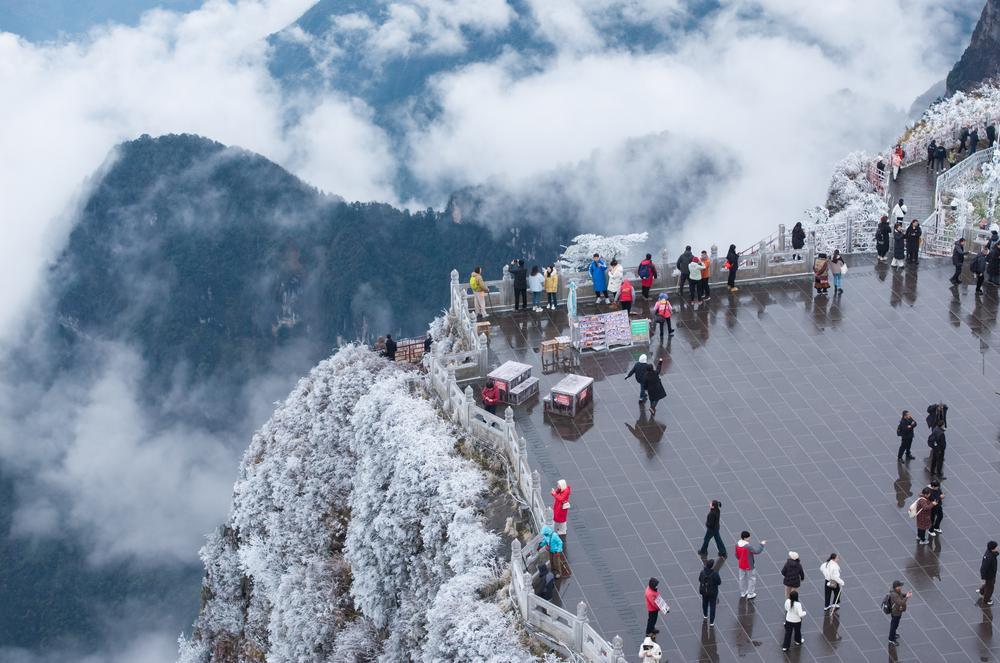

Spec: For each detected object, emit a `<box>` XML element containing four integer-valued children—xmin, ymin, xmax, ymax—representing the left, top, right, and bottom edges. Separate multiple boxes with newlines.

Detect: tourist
<box><xmin>905</xmin><ymin>219</ymin><xmax>922</xmax><ymax>263</ymax></box>
<box><xmin>687</xmin><ymin>255</ymin><xmax>702</xmax><ymax>302</ymax></box>
<box><xmin>589</xmin><ymin>253</ymin><xmax>609</xmax><ymax>304</ymax></box>
<box><xmin>892</xmin><ymin>145</ymin><xmax>903</xmax><ymax>180</ymax></box>
<box><xmin>538</xmin><ymin>525</ymin><xmax>570</xmax><ymax>578</ymax></box>
<box><xmin>617</xmin><ymin>276</ymin><xmax>635</xmax><ymax>314</ymax></box>
<box><xmin>644</xmin><ymin>577</ymin><xmax>662</xmax><ymax>637</ymax></box>
<box><xmin>726</xmin><ymin>244</ymin><xmax>739</xmax><ymax>291</ymax></box>
<box><xmin>697</xmin><ymin>500</ymin><xmax>726</xmax><ymax>557</ymax></box>
<box><xmin>820</xmin><ymin>553</ymin><xmax>844</xmax><ymax>611</ymax></box>
<box><xmin>535</xmin><ymin>562</ymin><xmax>555</xmax><ymax>600</ymax></box>
<box><xmin>887</xmin><ymin>580</ymin><xmax>912</xmax><ymax>646</ymax></box>
<box><xmin>625</xmin><ymin>354</ymin><xmax>653</xmax><ymax>403</ymax></box>
<box><xmin>528</xmin><ymin>265</ymin><xmax>545</xmax><ymax>312</ymax></box>
<box><xmin>551</xmin><ymin>479</ymin><xmax>571</xmax><ymax>536</ymax></box>
<box><xmin>988</xmin><ymin>121</ymin><xmax>998</xmax><ymax>147</ymax></box>
<box><xmin>481</xmin><ymin>380</ymin><xmax>500</xmax><ymax>417</ymax></box>
<box><xmin>935</xmin><ymin>142</ymin><xmax>947</xmax><ymax>173</ymax></box>
<box><xmin>948</xmin><ymin>147</ymin><xmax>958</xmax><ymax>169</ymax></box>
<box><xmin>698</xmin><ymin>558</ymin><xmax>722</xmax><ymax>626</ymax></box>
<box><xmin>926</xmin><ymin>140</ymin><xmax>937</xmax><ymax>171</ymax></box>
<box><xmin>928</xmin><ymin>424</ymin><xmax>947</xmax><ymax>480</ymax></box>
<box><xmin>989</xmin><ymin>229</ymin><xmax>1000</xmax><ymax>251</ymax></box>
<box><xmin>384</xmin><ymin>334</ymin><xmax>397</xmax><ymax>361</ymax></box>
<box><xmin>644</xmin><ymin>357</ymin><xmax>667</xmax><ymax>415</ymax></box>
<box><xmin>971</xmin><ymin>127</ymin><xmax>981</xmax><ymax>154</ymax></box>
<box><xmin>830</xmin><ymin>249</ymin><xmax>846</xmax><ymax>294</ymax></box>
<box><xmin>897</xmin><ymin>410</ymin><xmax>917</xmax><ymax>462</ymax></box>
<box><xmin>980</xmin><ymin>541</ymin><xmax>998</xmax><ymax>606</ymax></box>
<box><xmin>781</xmin><ymin>589</ymin><xmax>806</xmax><ymax>652</ymax></box>
<box><xmin>653</xmin><ymin>293</ymin><xmax>674</xmax><ymax>341</ymax></box>
<box><xmin>960</xmin><ymin>125</ymin><xmax>970</xmax><ymax>152</ymax></box>
<box><xmin>544</xmin><ymin>264</ymin><xmax>559</xmax><ymax>310</ymax></box>
<box><xmin>875</xmin><ymin>216</ymin><xmax>891</xmax><ymax>262</ymax></box>
<box><xmin>470</xmin><ymin>266</ymin><xmax>488</xmax><ymax>320</ymax></box>
<box><xmin>735</xmin><ymin>531</ymin><xmax>767</xmax><ymax>599</ymax></box>
<box><xmin>989</xmin><ymin>241</ymin><xmax>1000</xmax><ymax>285</ymax></box>
<box><xmin>892</xmin><ymin>198</ymin><xmax>907</xmax><ymax>225</ymax></box>
<box><xmin>699</xmin><ymin>250</ymin><xmax>712</xmax><ymax>301</ymax></box>
<box><xmin>971</xmin><ymin>246</ymin><xmax>988</xmax><ymax>293</ymax></box>
<box><xmin>928</xmin><ymin>480</ymin><xmax>944</xmax><ymax>536</ymax></box>
<box><xmin>791</xmin><ymin>222</ymin><xmax>806</xmax><ymax>260</ymax></box>
<box><xmin>638</xmin><ymin>636</ymin><xmax>662</xmax><ymax>662</ymax></box>
<box><xmin>891</xmin><ymin>222</ymin><xmax>906</xmax><ymax>268</ymax></box>
<box><xmin>813</xmin><ymin>252</ymin><xmax>830</xmax><ymax>295</ymax></box>
<box><xmin>950</xmin><ymin>238</ymin><xmax>966</xmax><ymax>285</ymax></box>
<box><xmin>424</xmin><ymin>333</ymin><xmax>432</xmax><ymax>355</ymax></box>
<box><xmin>913</xmin><ymin>487</ymin><xmax>936</xmax><ymax>544</ymax></box>
<box><xmin>607</xmin><ymin>258</ymin><xmax>624</xmax><ymax>303</ymax></box>
<box><xmin>781</xmin><ymin>551</ymin><xmax>805</xmax><ymax>598</ymax></box>
<box><xmin>676</xmin><ymin>246</ymin><xmax>693</xmax><ymax>295</ymax></box>
<box><xmin>926</xmin><ymin>402</ymin><xmax>948</xmax><ymax>429</ymax></box>
<box><xmin>510</xmin><ymin>259</ymin><xmax>528</xmax><ymax>311</ymax></box>
<box><xmin>638</xmin><ymin>253</ymin><xmax>658</xmax><ymax>299</ymax></box>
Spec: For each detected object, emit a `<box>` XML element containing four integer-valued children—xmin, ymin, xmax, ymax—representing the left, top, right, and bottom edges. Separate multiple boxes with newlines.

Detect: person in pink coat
<box><xmin>552</xmin><ymin>479</ymin><xmax>571</xmax><ymax>535</ymax></box>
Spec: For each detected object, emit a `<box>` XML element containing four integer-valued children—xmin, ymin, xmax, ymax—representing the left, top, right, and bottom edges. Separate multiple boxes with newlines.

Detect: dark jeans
<box><xmin>621</xmin><ymin>300</ymin><xmax>632</xmax><ymax>314</ymax></box>
<box><xmin>889</xmin><ymin>614</ymin><xmax>902</xmax><ymax>641</ymax></box>
<box><xmin>907</xmin><ymin>244</ymin><xmax>919</xmax><ymax>262</ymax></box>
<box><xmin>727</xmin><ymin>267</ymin><xmax>737</xmax><ymax>288</ymax></box>
<box><xmin>930</xmin><ymin>448</ymin><xmax>945</xmax><ymax>476</ymax></box>
<box><xmin>698</xmin><ymin>279</ymin><xmax>710</xmax><ymax>299</ymax></box>
<box><xmin>547</xmin><ymin>292</ymin><xmax>557</xmax><ymax>307</ymax></box>
<box><xmin>824</xmin><ymin>583</ymin><xmax>842</xmax><ymax>608</ymax></box>
<box><xmin>931</xmin><ymin>505</ymin><xmax>943</xmax><ymax>530</ymax></box>
<box><xmin>639</xmin><ymin>383</ymin><xmax>647</xmax><ymax>402</ymax></box>
<box><xmin>897</xmin><ymin>436</ymin><xmax>913</xmax><ymax>459</ymax></box>
<box><xmin>952</xmin><ymin>264</ymin><xmax>963</xmax><ymax>283</ymax></box>
<box><xmin>698</xmin><ymin>528</ymin><xmax>726</xmax><ymax>556</ymax></box>
<box><xmin>514</xmin><ymin>288</ymin><xmax>527</xmax><ymax>310</ymax></box>
<box><xmin>977</xmin><ymin>273</ymin><xmax>985</xmax><ymax>291</ymax></box>
<box><xmin>656</xmin><ymin>317</ymin><xmax>673</xmax><ymax>340</ymax></box>
<box><xmin>678</xmin><ymin>272</ymin><xmax>689</xmax><ymax>294</ymax></box>
<box><xmin>982</xmin><ymin>578</ymin><xmax>996</xmax><ymax>602</ymax></box>
<box><xmin>782</xmin><ymin>621</ymin><xmax>802</xmax><ymax>649</ymax></box>
<box><xmin>689</xmin><ymin>279</ymin><xmax>699</xmax><ymax>300</ymax></box>
<box><xmin>917</xmin><ymin>527</ymin><xmax>927</xmax><ymax>542</ymax></box>
<box><xmin>641</xmin><ymin>285</ymin><xmax>651</xmax><ymax>298</ymax></box>
<box><xmin>646</xmin><ymin>610</ymin><xmax>658</xmax><ymax>635</ymax></box>
<box><xmin>702</xmin><ymin>595</ymin><xmax>717</xmax><ymax>622</ymax></box>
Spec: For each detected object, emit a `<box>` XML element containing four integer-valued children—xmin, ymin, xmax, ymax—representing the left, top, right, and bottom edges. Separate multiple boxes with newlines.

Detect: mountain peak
<box><xmin>947</xmin><ymin>0</ymin><xmax>1000</xmax><ymax>94</ymax></box>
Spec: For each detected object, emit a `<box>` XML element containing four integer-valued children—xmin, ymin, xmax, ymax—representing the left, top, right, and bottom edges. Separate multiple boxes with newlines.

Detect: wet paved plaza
<box><xmin>487</xmin><ymin>256</ymin><xmax>1000</xmax><ymax>662</ymax></box>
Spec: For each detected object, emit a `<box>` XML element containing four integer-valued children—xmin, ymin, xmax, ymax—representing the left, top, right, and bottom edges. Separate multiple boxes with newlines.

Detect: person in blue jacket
<box><xmin>538</xmin><ymin>525</ymin><xmax>571</xmax><ymax>577</ymax></box>
<box><xmin>589</xmin><ymin>253</ymin><xmax>609</xmax><ymax>304</ymax></box>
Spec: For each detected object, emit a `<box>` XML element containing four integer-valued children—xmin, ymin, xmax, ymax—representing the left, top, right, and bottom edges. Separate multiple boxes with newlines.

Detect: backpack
<box><xmin>638</xmin><ymin>263</ymin><xmax>651</xmax><ymax>279</ymax></box>
<box><xmin>881</xmin><ymin>594</ymin><xmax>893</xmax><ymax>615</ymax></box>
<box><xmin>907</xmin><ymin>499</ymin><xmax>919</xmax><ymax>519</ymax></box>
<box><xmin>698</xmin><ymin>571</ymin><xmax>714</xmax><ymax>597</ymax></box>
<box><xmin>469</xmin><ymin>274</ymin><xmax>479</xmax><ymax>292</ymax></box>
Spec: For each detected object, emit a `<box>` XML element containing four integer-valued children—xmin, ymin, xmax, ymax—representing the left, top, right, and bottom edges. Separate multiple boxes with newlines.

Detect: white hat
<box><xmin>557</xmin><ymin>479</ymin><xmax>567</xmax><ymax>490</ymax></box>
<box><xmin>639</xmin><ymin>354</ymin><xmax>647</xmax><ymax>363</ymax></box>
<box><xmin>788</xmin><ymin>551</ymin><xmax>799</xmax><ymax>560</ymax></box>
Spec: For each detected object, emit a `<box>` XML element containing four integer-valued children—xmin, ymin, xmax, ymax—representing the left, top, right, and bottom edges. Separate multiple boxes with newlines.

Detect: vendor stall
<box><xmin>487</xmin><ymin>361</ymin><xmax>535</xmax><ymax>404</ymax></box>
<box><xmin>543</xmin><ymin>374</ymin><xmax>594</xmax><ymax>417</ymax></box>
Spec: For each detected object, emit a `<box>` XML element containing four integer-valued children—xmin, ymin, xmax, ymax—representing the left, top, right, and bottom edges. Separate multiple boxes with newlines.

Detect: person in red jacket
<box><xmin>644</xmin><ymin>577</ymin><xmax>663</xmax><ymax>637</ymax></box>
<box><xmin>551</xmin><ymin>479</ymin><xmax>571</xmax><ymax>535</ymax></box>
<box><xmin>617</xmin><ymin>278</ymin><xmax>635</xmax><ymax>314</ymax></box>
<box><xmin>481</xmin><ymin>380</ymin><xmax>500</xmax><ymax>416</ymax></box>
<box><xmin>638</xmin><ymin>253</ymin><xmax>658</xmax><ymax>300</ymax></box>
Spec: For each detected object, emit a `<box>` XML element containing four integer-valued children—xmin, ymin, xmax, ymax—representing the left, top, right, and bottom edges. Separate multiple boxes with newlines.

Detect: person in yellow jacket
<box><xmin>470</xmin><ymin>266</ymin><xmax>488</xmax><ymax>319</ymax></box>
<box><xmin>544</xmin><ymin>265</ymin><xmax>559</xmax><ymax>310</ymax></box>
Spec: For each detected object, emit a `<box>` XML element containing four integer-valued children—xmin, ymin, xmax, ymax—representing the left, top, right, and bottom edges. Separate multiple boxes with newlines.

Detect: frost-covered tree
<box><xmin>559</xmin><ymin>232</ymin><xmax>649</xmax><ymax>271</ymax></box>
<box><xmin>900</xmin><ymin>83</ymin><xmax>1000</xmax><ymax>166</ymax></box>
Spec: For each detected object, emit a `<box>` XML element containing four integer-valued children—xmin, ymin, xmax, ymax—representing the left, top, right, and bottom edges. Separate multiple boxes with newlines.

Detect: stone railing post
<box><xmin>612</xmin><ymin>635</ymin><xmax>625</xmax><ymax>663</ymax></box>
<box><xmin>660</xmin><ymin>248</ymin><xmax>669</xmax><ymax>290</ymax></box>
<box><xmin>845</xmin><ymin>217</ymin><xmax>854</xmax><ymax>253</ymax></box>
<box><xmin>464</xmin><ymin>385</ymin><xmax>474</xmax><ymax>427</ymax></box>
<box><xmin>778</xmin><ymin>223</ymin><xmax>786</xmax><ymax>251</ymax></box>
<box><xmin>574</xmin><ymin>601</ymin><xmax>588</xmax><ymax>651</ymax></box>
<box><xmin>511</xmin><ymin>539</ymin><xmax>528</xmax><ymax>617</ymax></box>
<box><xmin>478</xmin><ymin>332</ymin><xmax>488</xmax><ymax>376</ymax></box>
<box><xmin>517</xmin><ymin>435</ymin><xmax>528</xmax><ymax>486</ymax></box>
<box><xmin>531</xmin><ymin>469</ymin><xmax>544</xmax><ymax>528</ymax></box>
<box><xmin>501</xmin><ymin>264</ymin><xmax>512</xmax><ymax>309</ymax></box>
<box><xmin>710</xmin><ymin>244</ymin><xmax>719</xmax><ymax>281</ymax></box>
<box><xmin>758</xmin><ymin>240</ymin><xmax>767</xmax><ymax>277</ymax></box>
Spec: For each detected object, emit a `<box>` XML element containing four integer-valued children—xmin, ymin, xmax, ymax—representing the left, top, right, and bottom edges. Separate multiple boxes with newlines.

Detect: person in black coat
<box><xmin>726</xmin><ymin>244</ymin><xmax>739</xmax><ymax>290</ymax></box>
<box><xmin>926</xmin><ymin>403</ymin><xmax>948</xmax><ymax>429</ymax></box>
<box><xmin>951</xmin><ymin>238</ymin><xmax>967</xmax><ymax>285</ymax></box>
<box><xmin>971</xmin><ymin>128</ymin><xmax>981</xmax><ymax>154</ymax></box>
<box><xmin>697</xmin><ymin>500</ymin><xmax>726</xmax><ymax>557</ymax></box>
<box><xmin>698</xmin><ymin>558</ymin><xmax>723</xmax><ymax>626</ymax></box>
<box><xmin>897</xmin><ymin>410</ymin><xmax>917</xmax><ymax>461</ymax></box>
<box><xmin>875</xmin><ymin>216</ymin><xmax>891</xmax><ymax>261</ymax></box>
<box><xmin>971</xmin><ymin>246</ymin><xmax>988</xmax><ymax>293</ymax></box>
<box><xmin>384</xmin><ymin>334</ymin><xmax>397</xmax><ymax>361</ymax></box>
<box><xmin>676</xmin><ymin>246</ymin><xmax>693</xmax><ymax>295</ymax></box>
<box><xmin>926</xmin><ymin>140</ymin><xmax>937</xmax><ymax>171</ymax></box>
<box><xmin>980</xmin><ymin>541</ymin><xmax>999</xmax><ymax>605</ymax></box>
<box><xmin>928</xmin><ymin>425</ymin><xmax>947</xmax><ymax>480</ymax></box>
<box><xmin>960</xmin><ymin>126</ymin><xmax>970</xmax><ymax>152</ymax></box>
<box><xmin>510</xmin><ymin>259</ymin><xmax>528</xmax><ymax>310</ymax></box>
<box><xmin>988</xmin><ymin>122</ymin><xmax>998</xmax><ymax>148</ymax></box>
<box><xmin>892</xmin><ymin>222</ymin><xmax>906</xmax><ymax>267</ymax></box>
<box><xmin>424</xmin><ymin>334</ymin><xmax>432</xmax><ymax>354</ymax></box>
<box><xmin>934</xmin><ymin>143</ymin><xmax>947</xmax><ymax>173</ymax></box>
<box><xmin>625</xmin><ymin>355</ymin><xmax>652</xmax><ymax>404</ymax></box>
<box><xmin>535</xmin><ymin>562</ymin><xmax>556</xmax><ymax>601</ymax></box>
<box><xmin>989</xmin><ymin>242</ymin><xmax>1000</xmax><ymax>285</ymax></box>
<box><xmin>643</xmin><ymin>357</ymin><xmax>666</xmax><ymax>415</ymax></box>
<box><xmin>791</xmin><ymin>222</ymin><xmax>806</xmax><ymax>260</ymax></box>
<box><xmin>781</xmin><ymin>552</ymin><xmax>805</xmax><ymax>598</ymax></box>
<box><xmin>905</xmin><ymin>220</ymin><xmax>922</xmax><ymax>264</ymax></box>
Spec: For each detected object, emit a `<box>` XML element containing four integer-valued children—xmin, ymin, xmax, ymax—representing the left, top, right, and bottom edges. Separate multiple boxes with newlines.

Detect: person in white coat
<box><xmin>607</xmin><ymin>259</ymin><xmax>624</xmax><ymax>302</ymax></box>
<box><xmin>820</xmin><ymin>553</ymin><xmax>844</xmax><ymax>611</ymax></box>
<box><xmin>892</xmin><ymin>198</ymin><xmax>907</xmax><ymax>225</ymax></box>
<box><xmin>781</xmin><ymin>590</ymin><xmax>806</xmax><ymax>651</ymax></box>
<box><xmin>637</xmin><ymin>636</ymin><xmax>662</xmax><ymax>662</ymax></box>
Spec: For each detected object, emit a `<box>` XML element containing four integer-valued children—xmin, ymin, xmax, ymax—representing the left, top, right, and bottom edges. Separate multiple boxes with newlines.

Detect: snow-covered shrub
<box><xmin>900</xmin><ymin>84</ymin><xmax>1000</xmax><ymax>166</ymax></box>
<box><xmin>559</xmin><ymin>232</ymin><xmax>649</xmax><ymax>271</ymax></box>
<box><xmin>329</xmin><ymin>619</ymin><xmax>381</xmax><ymax>662</ymax></box>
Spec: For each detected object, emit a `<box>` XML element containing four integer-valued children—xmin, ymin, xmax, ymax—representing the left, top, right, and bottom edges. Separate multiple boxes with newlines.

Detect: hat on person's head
<box><xmin>659</xmin><ymin>293</ymin><xmax>668</xmax><ymax>300</ymax></box>
<box><xmin>788</xmin><ymin>551</ymin><xmax>799</xmax><ymax>560</ymax></box>
<box><xmin>557</xmin><ymin>479</ymin><xmax>567</xmax><ymax>490</ymax></box>
<box><xmin>639</xmin><ymin>354</ymin><xmax>648</xmax><ymax>363</ymax></box>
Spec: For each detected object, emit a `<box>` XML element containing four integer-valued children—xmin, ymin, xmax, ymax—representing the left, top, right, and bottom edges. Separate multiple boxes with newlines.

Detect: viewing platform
<box><xmin>475</xmin><ymin>255</ymin><xmax>1000</xmax><ymax>662</ymax></box>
